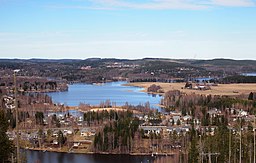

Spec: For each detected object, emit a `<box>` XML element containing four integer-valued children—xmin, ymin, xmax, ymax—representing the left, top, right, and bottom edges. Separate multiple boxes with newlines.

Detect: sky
<box><xmin>0</xmin><ymin>0</ymin><xmax>256</xmax><ymax>60</ymax></box>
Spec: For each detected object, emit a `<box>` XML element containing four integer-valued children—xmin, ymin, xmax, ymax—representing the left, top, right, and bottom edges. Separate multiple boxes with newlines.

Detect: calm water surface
<box><xmin>241</xmin><ymin>73</ymin><xmax>256</xmax><ymax>76</ymax></box>
<box><xmin>48</xmin><ymin>82</ymin><xmax>162</xmax><ymax>109</ymax></box>
<box><xmin>40</xmin><ymin>82</ymin><xmax>166</xmax><ymax>162</ymax></box>
<box><xmin>25</xmin><ymin>150</ymin><xmax>176</xmax><ymax>163</ymax></box>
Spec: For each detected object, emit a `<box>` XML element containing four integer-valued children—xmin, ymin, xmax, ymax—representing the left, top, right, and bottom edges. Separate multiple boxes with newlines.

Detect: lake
<box><xmin>25</xmin><ymin>150</ymin><xmax>177</xmax><ymax>163</ymax></box>
<box><xmin>241</xmin><ymin>73</ymin><xmax>256</xmax><ymax>76</ymax></box>
<box><xmin>27</xmin><ymin>82</ymin><xmax>171</xmax><ymax>162</ymax></box>
<box><xmin>48</xmin><ymin>82</ymin><xmax>162</xmax><ymax>109</ymax></box>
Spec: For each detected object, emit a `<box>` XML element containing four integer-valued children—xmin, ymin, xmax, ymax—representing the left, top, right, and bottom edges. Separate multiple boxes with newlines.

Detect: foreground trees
<box><xmin>0</xmin><ymin>109</ymin><xmax>14</xmax><ymax>162</ymax></box>
<box><xmin>35</xmin><ymin>111</ymin><xmax>44</xmax><ymax>125</ymax></box>
<box><xmin>162</xmin><ymin>90</ymin><xmax>256</xmax><ymax>162</ymax></box>
<box><xmin>93</xmin><ymin>110</ymin><xmax>139</xmax><ymax>153</ymax></box>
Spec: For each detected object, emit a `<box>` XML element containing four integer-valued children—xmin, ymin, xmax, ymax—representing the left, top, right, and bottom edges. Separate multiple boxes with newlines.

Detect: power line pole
<box><xmin>229</xmin><ymin>127</ymin><xmax>231</xmax><ymax>163</ymax></box>
<box><xmin>254</xmin><ymin>116</ymin><xmax>255</xmax><ymax>163</ymax></box>
<box><xmin>199</xmin><ymin>135</ymin><xmax>203</xmax><ymax>163</ymax></box>
<box><xmin>14</xmin><ymin>69</ymin><xmax>20</xmax><ymax>163</ymax></box>
<box><xmin>240</xmin><ymin>118</ymin><xmax>242</xmax><ymax>163</ymax></box>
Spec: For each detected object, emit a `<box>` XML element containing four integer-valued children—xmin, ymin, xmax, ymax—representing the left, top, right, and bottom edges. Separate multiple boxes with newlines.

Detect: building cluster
<box><xmin>137</xmin><ymin>105</ymin><xmax>254</xmax><ymax>142</ymax></box>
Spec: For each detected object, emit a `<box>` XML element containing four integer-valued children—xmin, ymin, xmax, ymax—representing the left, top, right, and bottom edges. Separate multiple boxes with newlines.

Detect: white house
<box><xmin>73</xmin><ymin>142</ymin><xmax>80</xmax><ymax>147</ymax></box>
<box><xmin>139</xmin><ymin>126</ymin><xmax>166</xmax><ymax>136</ymax></box>
<box><xmin>80</xmin><ymin>128</ymin><xmax>96</xmax><ymax>137</ymax></box>
<box><xmin>52</xmin><ymin>139</ymin><xmax>58</xmax><ymax>145</ymax></box>
<box><xmin>63</xmin><ymin>129</ymin><xmax>73</xmax><ymax>136</ymax></box>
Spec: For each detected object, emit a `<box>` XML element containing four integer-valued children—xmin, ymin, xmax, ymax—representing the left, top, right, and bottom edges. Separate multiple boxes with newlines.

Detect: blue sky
<box><xmin>0</xmin><ymin>0</ymin><xmax>256</xmax><ymax>59</ymax></box>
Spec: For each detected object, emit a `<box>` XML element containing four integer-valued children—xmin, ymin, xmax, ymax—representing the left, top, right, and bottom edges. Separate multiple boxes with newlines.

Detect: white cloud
<box><xmin>47</xmin><ymin>4</ymin><xmax>114</xmax><ymax>10</ymax></box>
<box><xmin>86</xmin><ymin>0</ymin><xmax>256</xmax><ymax>10</ymax></box>
<box><xmin>211</xmin><ymin>0</ymin><xmax>255</xmax><ymax>7</ymax></box>
<box><xmin>46</xmin><ymin>0</ymin><xmax>256</xmax><ymax>10</ymax></box>
<box><xmin>90</xmin><ymin>0</ymin><xmax>208</xmax><ymax>10</ymax></box>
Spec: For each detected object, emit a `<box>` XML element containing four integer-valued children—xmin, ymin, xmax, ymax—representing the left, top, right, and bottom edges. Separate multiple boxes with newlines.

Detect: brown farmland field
<box><xmin>125</xmin><ymin>82</ymin><xmax>256</xmax><ymax>96</ymax></box>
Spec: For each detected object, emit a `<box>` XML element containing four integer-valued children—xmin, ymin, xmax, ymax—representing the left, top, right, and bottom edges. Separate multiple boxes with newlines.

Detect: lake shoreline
<box><xmin>122</xmin><ymin>82</ymin><xmax>165</xmax><ymax>96</ymax></box>
<box><xmin>24</xmin><ymin>147</ymin><xmax>176</xmax><ymax>156</ymax></box>
<box><xmin>47</xmin><ymin>81</ymin><xmax>162</xmax><ymax>109</ymax></box>
<box><xmin>124</xmin><ymin>82</ymin><xmax>256</xmax><ymax>96</ymax></box>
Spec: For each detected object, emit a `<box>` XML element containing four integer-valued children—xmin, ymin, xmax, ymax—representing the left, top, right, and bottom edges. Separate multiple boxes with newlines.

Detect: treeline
<box><xmin>187</xmin><ymin>122</ymin><xmax>230</xmax><ymax>163</ymax></box>
<box><xmin>83</xmin><ymin>104</ymin><xmax>151</xmax><ymax>127</ymax></box>
<box><xmin>35</xmin><ymin>111</ymin><xmax>44</xmax><ymax>125</ymax></box>
<box><xmin>84</xmin><ymin>110</ymin><xmax>119</xmax><ymax>126</ymax></box>
<box><xmin>130</xmin><ymin>78</ymin><xmax>185</xmax><ymax>83</ymax></box>
<box><xmin>20</xmin><ymin>81</ymin><xmax>57</xmax><ymax>91</ymax></box>
<box><xmin>5</xmin><ymin>109</ymin><xmax>30</xmax><ymax>129</ymax></box>
<box><xmin>21</xmin><ymin>93</ymin><xmax>52</xmax><ymax>105</ymax></box>
<box><xmin>222</xmin><ymin>75</ymin><xmax>256</xmax><ymax>83</ymax></box>
<box><xmin>0</xmin><ymin>77</ymin><xmax>63</xmax><ymax>92</ymax></box>
<box><xmin>133</xmin><ymin>61</ymin><xmax>208</xmax><ymax>78</ymax></box>
<box><xmin>189</xmin><ymin>117</ymin><xmax>254</xmax><ymax>163</ymax></box>
<box><xmin>147</xmin><ymin>84</ymin><xmax>164</xmax><ymax>93</ymax></box>
<box><xmin>62</xmin><ymin>66</ymin><xmax>125</xmax><ymax>83</ymax></box>
<box><xmin>93</xmin><ymin>110</ymin><xmax>140</xmax><ymax>153</ymax></box>
<box><xmin>163</xmin><ymin>90</ymin><xmax>256</xmax><ymax>117</ymax></box>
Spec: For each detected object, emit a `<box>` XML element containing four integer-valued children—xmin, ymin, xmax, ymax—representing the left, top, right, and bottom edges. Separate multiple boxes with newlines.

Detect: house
<box><xmin>73</xmin><ymin>142</ymin><xmax>80</xmax><ymax>147</ymax></box>
<box><xmin>191</xmin><ymin>83</ymin><xmax>211</xmax><ymax>90</ymax></box>
<box><xmin>170</xmin><ymin>111</ymin><xmax>182</xmax><ymax>116</ymax></box>
<box><xmin>52</xmin><ymin>130</ymin><xmax>59</xmax><ymax>137</ymax></box>
<box><xmin>139</xmin><ymin>126</ymin><xmax>166</xmax><ymax>136</ymax></box>
<box><xmin>2</xmin><ymin>95</ymin><xmax>15</xmax><ymax>110</ymax></box>
<box><xmin>80</xmin><ymin>128</ymin><xmax>96</xmax><ymax>137</ymax></box>
<box><xmin>6</xmin><ymin>131</ymin><xmax>15</xmax><ymax>141</ymax></box>
<box><xmin>30</xmin><ymin>132</ymin><xmax>39</xmax><ymax>139</ymax></box>
<box><xmin>80</xmin><ymin>66</ymin><xmax>92</xmax><ymax>70</ymax></box>
<box><xmin>207</xmin><ymin>108</ymin><xmax>221</xmax><ymax>118</ymax></box>
<box><xmin>172</xmin><ymin>116</ymin><xmax>181</xmax><ymax>125</ymax></box>
<box><xmin>206</xmin><ymin>127</ymin><xmax>217</xmax><ymax>136</ymax></box>
<box><xmin>78</xmin><ymin>116</ymin><xmax>83</xmax><ymax>122</ymax></box>
<box><xmin>200</xmin><ymin>126</ymin><xmax>217</xmax><ymax>136</ymax></box>
<box><xmin>63</xmin><ymin>129</ymin><xmax>73</xmax><ymax>136</ymax></box>
<box><xmin>135</xmin><ymin>114</ymin><xmax>144</xmax><ymax>121</ymax></box>
<box><xmin>52</xmin><ymin>139</ymin><xmax>58</xmax><ymax>145</ymax></box>
<box><xmin>183</xmin><ymin>115</ymin><xmax>192</xmax><ymax>121</ymax></box>
<box><xmin>193</xmin><ymin>118</ymin><xmax>201</xmax><ymax>125</ymax></box>
<box><xmin>166</xmin><ymin>126</ymin><xmax>190</xmax><ymax>135</ymax></box>
<box><xmin>43</xmin><ymin>119</ymin><xmax>48</xmax><ymax>125</ymax></box>
<box><xmin>238</xmin><ymin>110</ymin><xmax>248</xmax><ymax>117</ymax></box>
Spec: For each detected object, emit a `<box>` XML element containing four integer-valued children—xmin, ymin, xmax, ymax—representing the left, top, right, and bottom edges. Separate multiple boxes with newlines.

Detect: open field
<box><xmin>90</xmin><ymin>107</ymin><xmax>129</xmax><ymax>112</ymax></box>
<box><xmin>125</xmin><ymin>82</ymin><xmax>256</xmax><ymax>96</ymax></box>
<box><xmin>77</xmin><ymin>107</ymin><xmax>141</xmax><ymax>114</ymax></box>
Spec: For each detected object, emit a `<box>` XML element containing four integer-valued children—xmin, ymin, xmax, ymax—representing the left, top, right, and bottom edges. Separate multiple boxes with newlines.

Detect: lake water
<box><xmin>194</xmin><ymin>77</ymin><xmax>213</xmax><ymax>82</ymax></box>
<box><xmin>25</xmin><ymin>150</ymin><xmax>177</xmax><ymax>163</ymax></box>
<box><xmin>27</xmin><ymin>82</ymin><xmax>171</xmax><ymax>162</ymax></box>
<box><xmin>241</xmin><ymin>73</ymin><xmax>256</xmax><ymax>76</ymax></box>
<box><xmin>48</xmin><ymin>82</ymin><xmax>162</xmax><ymax>109</ymax></box>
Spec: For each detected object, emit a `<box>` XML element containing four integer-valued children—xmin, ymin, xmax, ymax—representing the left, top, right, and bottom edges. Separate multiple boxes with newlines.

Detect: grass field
<box><xmin>125</xmin><ymin>82</ymin><xmax>256</xmax><ymax>96</ymax></box>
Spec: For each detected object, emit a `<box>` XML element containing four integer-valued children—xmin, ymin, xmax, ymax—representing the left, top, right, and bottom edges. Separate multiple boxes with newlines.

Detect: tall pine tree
<box><xmin>0</xmin><ymin>109</ymin><xmax>14</xmax><ymax>162</ymax></box>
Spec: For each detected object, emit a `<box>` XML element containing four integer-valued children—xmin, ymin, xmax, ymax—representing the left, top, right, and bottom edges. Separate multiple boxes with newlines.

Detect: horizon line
<box><xmin>0</xmin><ymin>57</ymin><xmax>256</xmax><ymax>61</ymax></box>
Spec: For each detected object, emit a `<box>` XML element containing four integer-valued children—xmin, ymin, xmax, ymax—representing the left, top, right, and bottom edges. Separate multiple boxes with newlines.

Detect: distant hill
<box><xmin>190</xmin><ymin>58</ymin><xmax>256</xmax><ymax>66</ymax></box>
<box><xmin>0</xmin><ymin>58</ymin><xmax>256</xmax><ymax>83</ymax></box>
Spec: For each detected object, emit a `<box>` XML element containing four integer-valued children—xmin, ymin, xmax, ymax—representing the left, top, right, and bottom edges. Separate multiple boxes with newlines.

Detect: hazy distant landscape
<box><xmin>1</xmin><ymin>58</ymin><xmax>256</xmax><ymax>84</ymax></box>
<box><xmin>1</xmin><ymin>57</ymin><xmax>256</xmax><ymax>163</ymax></box>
